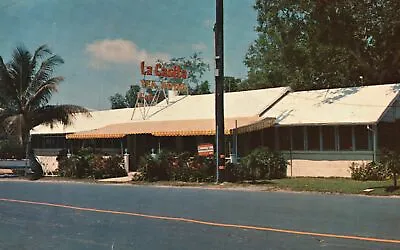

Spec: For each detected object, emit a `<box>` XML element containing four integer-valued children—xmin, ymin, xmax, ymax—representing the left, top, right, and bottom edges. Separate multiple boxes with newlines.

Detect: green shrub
<box><xmin>188</xmin><ymin>155</ymin><xmax>215</xmax><ymax>182</ymax></box>
<box><xmin>379</xmin><ymin>149</ymin><xmax>400</xmax><ymax>188</ymax></box>
<box><xmin>138</xmin><ymin>151</ymin><xmax>171</xmax><ymax>181</ymax></box>
<box><xmin>168</xmin><ymin>152</ymin><xmax>190</xmax><ymax>181</ymax></box>
<box><xmin>137</xmin><ymin>151</ymin><xmax>215</xmax><ymax>182</ymax></box>
<box><xmin>0</xmin><ymin>140</ymin><xmax>25</xmax><ymax>159</ymax></box>
<box><xmin>57</xmin><ymin>155</ymin><xmax>79</xmax><ymax>178</ymax></box>
<box><xmin>57</xmin><ymin>148</ymin><xmax>126</xmax><ymax>179</ymax></box>
<box><xmin>240</xmin><ymin>147</ymin><xmax>287</xmax><ymax>181</ymax></box>
<box><xmin>225</xmin><ymin>162</ymin><xmax>246</xmax><ymax>182</ymax></box>
<box><xmin>137</xmin><ymin>148</ymin><xmax>288</xmax><ymax>183</ymax></box>
<box><xmin>92</xmin><ymin>155</ymin><xmax>126</xmax><ymax>179</ymax></box>
<box><xmin>137</xmin><ymin>148</ymin><xmax>287</xmax><ymax>183</ymax></box>
<box><xmin>171</xmin><ymin>153</ymin><xmax>215</xmax><ymax>182</ymax></box>
<box><xmin>58</xmin><ymin>154</ymin><xmax>92</xmax><ymax>178</ymax></box>
<box><xmin>349</xmin><ymin>161</ymin><xmax>390</xmax><ymax>181</ymax></box>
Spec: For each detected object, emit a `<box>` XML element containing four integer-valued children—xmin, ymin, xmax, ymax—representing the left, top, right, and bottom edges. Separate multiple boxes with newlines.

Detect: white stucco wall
<box><xmin>33</xmin><ymin>148</ymin><xmax>121</xmax><ymax>156</ymax></box>
<box><xmin>282</xmin><ymin>151</ymin><xmax>374</xmax><ymax>177</ymax></box>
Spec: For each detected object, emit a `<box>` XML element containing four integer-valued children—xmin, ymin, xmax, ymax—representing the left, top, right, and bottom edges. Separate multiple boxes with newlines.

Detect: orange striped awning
<box><xmin>66</xmin><ymin>117</ymin><xmax>275</xmax><ymax>139</ymax></box>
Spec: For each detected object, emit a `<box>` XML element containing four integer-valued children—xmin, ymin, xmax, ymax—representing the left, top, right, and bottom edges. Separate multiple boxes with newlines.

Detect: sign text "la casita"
<box><xmin>141</xmin><ymin>61</ymin><xmax>188</xmax><ymax>79</ymax></box>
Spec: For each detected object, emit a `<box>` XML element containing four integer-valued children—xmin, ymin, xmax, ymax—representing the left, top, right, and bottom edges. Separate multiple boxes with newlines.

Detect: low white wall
<box><xmin>282</xmin><ymin>151</ymin><xmax>374</xmax><ymax>177</ymax></box>
<box><xmin>33</xmin><ymin>148</ymin><xmax>63</xmax><ymax>156</ymax></box>
<box><xmin>36</xmin><ymin>156</ymin><xmax>59</xmax><ymax>176</ymax></box>
<box><xmin>33</xmin><ymin>148</ymin><xmax>121</xmax><ymax>156</ymax></box>
<box><xmin>0</xmin><ymin>159</ymin><xmax>29</xmax><ymax>168</ymax></box>
<box><xmin>33</xmin><ymin>148</ymin><xmax>123</xmax><ymax>176</ymax></box>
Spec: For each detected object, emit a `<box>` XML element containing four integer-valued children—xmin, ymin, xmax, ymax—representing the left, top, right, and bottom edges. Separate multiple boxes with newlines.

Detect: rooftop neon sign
<box><xmin>140</xmin><ymin>61</ymin><xmax>188</xmax><ymax>79</ymax></box>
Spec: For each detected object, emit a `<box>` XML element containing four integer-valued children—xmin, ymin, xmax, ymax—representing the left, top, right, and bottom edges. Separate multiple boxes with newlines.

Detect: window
<box><xmin>292</xmin><ymin>127</ymin><xmax>304</xmax><ymax>150</ymax></box>
<box><xmin>339</xmin><ymin>126</ymin><xmax>353</xmax><ymax>151</ymax></box>
<box><xmin>278</xmin><ymin>127</ymin><xmax>290</xmax><ymax>150</ymax></box>
<box><xmin>102</xmin><ymin>139</ymin><xmax>121</xmax><ymax>148</ymax></box>
<box><xmin>43</xmin><ymin>136</ymin><xmax>65</xmax><ymax>148</ymax></box>
<box><xmin>263</xmin><ymin>128</ymin><xmax>275</xmax><ymax>150</ymax></box>
<box><xmin>44</xmin><ymin>137</ymin><xmax>55</xmax><ymax>148</ymax></box>
<box><xmin>71</xmin><ymin>139</ymin><xmax>82</xmax><ymax>150</ymax></box>
<box><xmin>354</xmin><ymin>125</ymin><xmax>369</xmax><ymax>150</ymax></box>
<box><xmin>249</xmin><ymin>131</ymin><xmax>262</xmax><ymax>148</ymax></box>
<box><xmin>307</xmin><ymin>126</ymin><xmax>320</xmax><ymax>151</ymax></box>
<box><xmin>31</xmin><ymin>136</ymin><xmax>42</xmax><ymax>148</ymax></box>
<box><xmin>322</xmin><ymin>126</ymin><xmax>335</xmax><ymax>151</ymax></box>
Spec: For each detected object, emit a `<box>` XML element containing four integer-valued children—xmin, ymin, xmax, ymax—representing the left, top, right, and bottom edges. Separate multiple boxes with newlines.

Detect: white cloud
<box><xmin>85</xmin><ymin>39</ymin><xmax>170</xmax><ymax>69</ymax></box>
<box><xmin>192</xmin><ymin>42</ymin><xmax>207</xmax><ymax>51</ymax></box>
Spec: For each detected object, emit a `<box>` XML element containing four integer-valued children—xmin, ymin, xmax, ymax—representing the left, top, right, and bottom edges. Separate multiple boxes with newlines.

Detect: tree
<box><xmin>158</xmin><ymin>52</ymin><xmax>210</xmax><ymax>90</ymax></box>
<box><xmin>125</xmin><ymin>85</ymin><xmax>140</xmax><ymax>107</ymax></box>
<box><xmin>110</xmin><ymin>52</ymin><xmax>211</xmax><ymax>108</ymax></box>
<box><xmin>245</xmin><ymin>0</ymin><xmax>400</xmax><ymax>91</ymax></box>
<box><xmin>380</xmin><ymin>149</ymin><xmax>400</xmax><ymax>189</ymax></box>
<box><xmin>0</xmin><ymin>45</ymin><xmax>89</xmax><ymax>165</ymax></box>
<box><xmin>109</xmin><ymin>93</ymin><xmax>128</xmax><ymax>109</ymax></box>
<box><xmin>223</xmin><ymin>77</ymin><xmax>242</xmax><ymax>92</ymax></box>
<box><xmin>109</xmin><ymin>85</ymin><xmax>140</xmax><ymax>109</ymax></box>
<box><xmin>190</xmin><ymin>80</ymin><xmax>211</xmax><ymax>95</ymax></box>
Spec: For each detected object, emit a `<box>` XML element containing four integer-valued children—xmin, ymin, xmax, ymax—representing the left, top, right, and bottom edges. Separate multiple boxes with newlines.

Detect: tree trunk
<box><xmin>394</xmin><ymin>173</ymin><xmax>398</xmax><ymax>189</ymax></box>
<box><xmin>21</xmin><ymin>129</ymin><xmax>30</xmax><ymax>176</ymax></box>
<box><xmin>21</xmin><ymin>125</ymin><xmax>43</xmax><ymax>178</ymax></box>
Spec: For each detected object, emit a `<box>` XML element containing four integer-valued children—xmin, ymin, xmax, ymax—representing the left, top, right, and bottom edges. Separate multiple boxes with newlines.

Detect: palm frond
<box><xmin>0</xmin><ymin>110</ymin><xmax>22</xmax><ymax>137</ymax></box>
<box><xmin>31</xmin><ymin>105</ymin><xmax>90</xmax><ymax>128</ymax></box>
<box><xmin>0</xmin><ymin>108</ymin><xmax>14</xmax><ymax>122</ymax></box>
<box><xmin>25</xmin><ymin>76</ymin><xmax>63</xmax><ymax>110</ymax></box>
<box><xmin>1</xmin><ymin>45</ymin><xmax>88</xmax><ymax>139</ymax></box>
<box><xmin>30</xmin><ymin>54</ymin><xmax>64</xmax><ymax>93</ymax></box>
<box><xmin>30</xmin><ymin>44</ymin><xmax>52</xmax><ymax>78</ymax></box>
<box><xmin>0</xmin><ymin>56</ymin><xmax>20</xmax><ymax>107</ymax></box>
<box><xmin>7</xmin><ymin>46</ymin><xmax>32</xmax><ymax>96</ymax></box>
<box><xmin>31</xmin><ymin>45</ymin><xmax>52</xmax><ymax>64</ymax></box>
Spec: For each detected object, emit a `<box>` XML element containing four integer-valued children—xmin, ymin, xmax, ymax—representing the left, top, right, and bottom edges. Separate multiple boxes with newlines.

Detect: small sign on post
<box><xmin>198</xmin><ymin>143</ymin><xmax>214</xmax><ymax>157</ymax></box>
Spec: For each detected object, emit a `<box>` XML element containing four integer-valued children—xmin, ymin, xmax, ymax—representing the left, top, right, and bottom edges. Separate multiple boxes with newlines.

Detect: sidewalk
<box><xmin>97</xmin><ymin>172</ymin><xmax>139</xmax><ymax>183</ymax></box>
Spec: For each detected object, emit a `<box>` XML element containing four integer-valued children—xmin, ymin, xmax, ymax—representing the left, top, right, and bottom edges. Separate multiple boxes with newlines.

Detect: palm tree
<box><xmin>0</xmin><ymin>44</ymin><xmax>89</xmax><ymax>165</ymax></box>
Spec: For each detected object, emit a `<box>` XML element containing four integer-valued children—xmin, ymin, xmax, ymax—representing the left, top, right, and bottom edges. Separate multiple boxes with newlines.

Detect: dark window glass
<box><xmin>31</xmin><ymin>136</ymin><xmax>41</xmax><ymax>148</ymax></box>
<box><xmin>43</xmin><ymin>136</ymin><xmax>65</xmax><ymax>148</ymax></box>
<box><xmin>102</xmin><ymin>139</ymin><xmax>120</xmax><ymax>148</ymax></box>
<box><xmin>322</xmin><ymin>126</ymin><xmax>335</xmax><ymax>151</ymax></box>
<box><xmin>292</xmin><ymin>127</ymin><xmax>304</xmax><ymax>150</ymax></box>
<box><xmin>249</xmin><ymin>131</ymin><xmax>262</xmax><ymax>149</ymax></box>
<box><xmin>44</xmin><ymin>137</ymin><xmax>55</xmax><ymax>148</ymax></box>
<box><xmin>57</xmin><ymin>136</ymin><xmax>66</xmax><ymax>148</ymax></box>
<box><xmin>307</xmin><ymin>127</ymin><xmax>320</xmax><ymax>151</ymax></box>
<box><xmin>339</xmin><ymin>126</ymin><xmax>353</xmax><ymax>151</ymax></box>
<box><xmin>355</xmin><ymin>126</ymin><xmax>369</xmax><ymax>150</ymax></box>
<box><xmin>183</xmin><ymin>136</ymin><xmax>197</xmax><ymax>153</ymax></box>
<box><xmin>278</xmin><ymin>127</ymin><xmax>290</xmax><ymax>150</ymax></box>
<box><xmin>263</xmin><ymin>128</ymin><xmax>275</xmax><ymax>150</ymax></box>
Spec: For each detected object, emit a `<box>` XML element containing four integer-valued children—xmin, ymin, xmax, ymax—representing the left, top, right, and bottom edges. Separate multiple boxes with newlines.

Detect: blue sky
<box><xmin>0</xmin><ymin>0</ymin><xmax>257</xmax><ymax>110</ymax></box>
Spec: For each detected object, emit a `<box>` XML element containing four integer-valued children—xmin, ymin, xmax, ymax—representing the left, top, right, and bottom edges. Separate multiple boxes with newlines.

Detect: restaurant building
<box><xmin>31</xmin><ymin>83</ymin><xmax>400</xmax><ymax>177</ymax></box>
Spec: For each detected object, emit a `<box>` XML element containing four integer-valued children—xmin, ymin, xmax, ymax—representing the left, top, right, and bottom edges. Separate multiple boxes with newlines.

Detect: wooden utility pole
<box><xmin>215</xmin><ymin>0</ymin><xmax>225</xmax><ymax>182</ymax></box>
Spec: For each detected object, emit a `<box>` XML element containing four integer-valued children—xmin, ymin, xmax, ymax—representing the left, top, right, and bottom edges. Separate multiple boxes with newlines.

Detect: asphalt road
<box><xmin>0</xmin><ymin>181</ymin><xmax>399</xmax><ymax>250</ymax></box>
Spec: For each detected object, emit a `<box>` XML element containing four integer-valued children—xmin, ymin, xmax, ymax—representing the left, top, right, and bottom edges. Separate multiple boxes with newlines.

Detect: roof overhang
<box><xmin>66</xmin><ymin>116</ymin><xmax>276</xmax><ymax>139</ymax></box>
<box><xmin>273</xmin><ymin>121</ymin><xmax>377</xmax><ymax>127</ymax></box>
